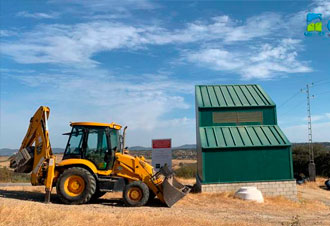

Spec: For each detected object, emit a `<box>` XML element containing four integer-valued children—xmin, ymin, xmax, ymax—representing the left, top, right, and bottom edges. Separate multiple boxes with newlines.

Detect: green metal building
<box><xmin>196</xmin><ymin>84</ymin><xmax>294</xmax><ymax>184</ymax></box>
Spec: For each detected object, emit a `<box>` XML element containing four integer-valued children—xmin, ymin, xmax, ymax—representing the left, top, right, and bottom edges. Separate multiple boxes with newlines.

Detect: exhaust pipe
<box><xmin>121</xmin><ymin>126</ymin><xmax>128</xmax><ymax>154</ymax></box>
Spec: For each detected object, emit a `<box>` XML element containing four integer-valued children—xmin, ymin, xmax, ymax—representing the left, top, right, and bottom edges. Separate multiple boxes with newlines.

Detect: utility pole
<box><xmin>301</xmin><ymin>83</ymin><xmax>316</xmax><ymax>181</ymax></box>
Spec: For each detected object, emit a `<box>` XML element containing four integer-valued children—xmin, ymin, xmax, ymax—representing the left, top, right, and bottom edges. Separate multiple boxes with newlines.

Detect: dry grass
<box><xmin>1</xmin><ymin>181</ymin><xmax>330</xmax><ymax>226</ymax></box>
<box><xmin>1</xmin><ymin>155</ymin><xmax>193</xmax><ymax>167</ymax></box>
<box><xmin>296</xmin><ymin>177</ymin><xmax>330</xmax><ymax>207</ymax></box>
<box><xmin>0</xmin><ymin>156</ymin><xmax>10</xmax><ymax>168</ymax></box>
<box><xmin>1</xmin><ymin>155</ymin><xmax>193</xmax><ymax>168</ymax></box>
<box><xmin>1</xmin><ymin>157</ymin><xmax>329</xmax><ymax>225</ymax></box>
<box><xmin>172</xmin><ymin>159</ymin><xmax>196</xmax><ymax>170</ymax></box>
<box><xmin>299</xmin><ymin>177</ymin><xmax>326</xmax><ymax>189</ymax></box>
<box><xmin>0</xmin><ymin>154</ymin><xmax>65</xmax><ymax>168</ymax></box>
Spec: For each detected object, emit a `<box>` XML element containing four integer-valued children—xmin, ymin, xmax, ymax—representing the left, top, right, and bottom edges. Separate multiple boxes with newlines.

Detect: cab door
<box><xmin>85</xmin><ymin>127</ymin><xmax>113</xmax><ymax>170</ymax></box>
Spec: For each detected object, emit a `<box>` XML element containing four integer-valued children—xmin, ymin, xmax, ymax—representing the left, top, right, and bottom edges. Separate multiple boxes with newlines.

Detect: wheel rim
<box><xmin>127</xmin><ymin>187</ymin><xmax>143</xmax><ymax>202</ymax></box>
<box><xmin>64</xmin><ymin>175</ymin><xmax>85</xmax><ymax>197</ymax></box>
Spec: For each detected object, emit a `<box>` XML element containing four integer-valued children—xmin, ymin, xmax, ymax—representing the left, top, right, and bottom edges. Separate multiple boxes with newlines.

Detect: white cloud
<box><xmin>16</xmin><ymin>11</ymin><xmax>59</xmax><ymax>19</ymax></box>
<box><xmin>185</xmin><ymin>39</ymin><xmax>312</xmax><ymax>80</ymax></box>
<box><xmin>312</xmin><ymin>0</ymin><xmax>330</xmax><ymax>17</ymax></box>
<box><xmin>0</xmin><ymin>13</ymin><xmax>313</xmax><ymax>83</ymax></box>
<box><xmin>303</xmin><ymin>113</ymin><xmax>330</xmax><ymax>122</ymax></box>
<box><xmin>2</xmin><ymin>0</ymin><xmax>327</xmax><ymax>70</ymax></box>
<box><xmin>284</xmin><ymin>0</ymin><xmax>330</xmax><ymax>36</ymax></box>
<box><xmin>1</xmin><ymin>11</ymin><xmax>291</xmax><ymax>68</ymax></box>
<box><xmin>185</xmin><ymin>48</ymin><xmax>242</xmax><ymax>71</ymax></box>
<box><xmin>0</xmin><ymin>30</ymin><xmax>18</xmax><ymax>37</ymax></box>
<box><xmin>224</xmin><ymin>13</ymin><xmax>282</xmax><ymax>42</ymax></box>
<box><xmin>1</xmin><ymin>68</ymin><xmax>195</xmax><ymax>148</ymax></box>
<box><xmin>310</xmin><ymin>115</ymin><xmax>326</xmax><ymax>122</ymax></box>
<box><xmin>145</xmin><ymin>12</ymin><xmax>283</xmax><ymax>44</ymax></box>
<box><xmin>283</xmin><ymin>121</ymin><xmax>330</xmax><ymax>142</ymax></box>
<box><xmin>284</xmin><ymin>110</ymin><xmax>330</xmax><ymax>142</ymax></box>
<box><xmin>1</xmin><ymin>22</ymin><xmax>141</xmax><ymax>65</ymax></box>
<box><xmin>52</xmin><ymin>0</ymin><xmax>158</xmax><ymax>12</ymax></box>
<box><xmin>48</xmin><ymin>0</ymin><xmax>159</xmax><ymax>20</ymax></box>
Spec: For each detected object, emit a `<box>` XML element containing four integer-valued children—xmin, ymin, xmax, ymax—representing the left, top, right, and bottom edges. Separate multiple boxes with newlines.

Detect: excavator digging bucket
<box><xmin>159</xmin><ymin>165</ymin><xmax>191</xmax><ymax>207</ymax></box>
<box><xmin>9</xmin><ymin>148</ymin><xmax>34</xmax><ymax>173</ymax></box>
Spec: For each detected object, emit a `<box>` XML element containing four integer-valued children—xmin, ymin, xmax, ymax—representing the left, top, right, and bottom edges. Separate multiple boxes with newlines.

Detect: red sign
<box><xmin>152</xmin><ymin>139</ymin><xmax>171</xmax><ymax>149</ymax></box>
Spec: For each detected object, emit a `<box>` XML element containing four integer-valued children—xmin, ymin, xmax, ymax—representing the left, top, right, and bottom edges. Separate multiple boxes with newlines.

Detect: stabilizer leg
<box><xmin>45</xmin><ymin>188</ymin><xmax>51</xmax><ymax>203</ymax></box>
<box><xmin>44</xmin><ymin>157</ymin><xmax>56</xmax><ymax>204</ymax></box>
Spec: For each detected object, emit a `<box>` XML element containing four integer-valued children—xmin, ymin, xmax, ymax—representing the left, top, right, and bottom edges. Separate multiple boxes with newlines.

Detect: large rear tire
<box><xmin>56</xmin><ymin>167</ymin><xmax>96</xmax><ymax>204</ymax></box>
<box><xmin>123</xmin><ymin>181</ymin><xmax>149</xmax><ymax>207</ymax></box>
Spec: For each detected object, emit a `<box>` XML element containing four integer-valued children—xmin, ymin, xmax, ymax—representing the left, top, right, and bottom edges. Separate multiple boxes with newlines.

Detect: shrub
<box><xmin>292</xmin><ymin>143</ymin><xmax>330</xmax><ymax>178</ymax></box>
<box><xmin>0</xmin><ymin>166</ymin><xmax>30</xmax><ymax>183</ymax></box>
<box><xmin>174</xmin><ymin>163</ymin><xmax>197</xmax><ymax>178</ymax></box>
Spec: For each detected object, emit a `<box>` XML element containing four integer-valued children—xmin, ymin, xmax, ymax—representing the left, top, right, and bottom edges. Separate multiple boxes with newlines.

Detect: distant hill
<box><xmin>129</xmin><ymin>144</ymin><xmax>196</xmax><ymax>151</ymax></box>
<box><xmin>1</xmin><ymin>143</ymin><xmax>329</xmax><ymax>156</ymax></box>
<box><xmin>292</xmin><ymin>142</ymin><xmax>330</xmax><ymax>150</ymax></box>
<box><xmin>0</xmin><ymin>144</ymin><xmax>196</xmax><ymax>156</ymax></box>
<box><xmin>0</xmin><ymin>148</ymin><xmax>17</xmax><ymax>156</ymax></box>
<box><xmin>52</xmin><ymin>148</ymin><xmax>65</xmax><ymax>153</ymax></box>
<box><xmin>175</xmin><ymin>144</ymin><xmax>196</xmax><ymax>150</ymax></box>
<box><xmin>129</xmin><ymin>146</ymin><xmax>152</xmax><ymax>151</ymax></box>
<box><xmin>0</xmin><ymin>148</ymin><xmax>65</xmax><ymax>156</ymax></box>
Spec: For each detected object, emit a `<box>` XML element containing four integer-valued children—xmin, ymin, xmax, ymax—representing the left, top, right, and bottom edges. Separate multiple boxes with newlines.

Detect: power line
<box><xmin>277</xmin><ymin>91</ymin><xmax>301</xmax><ymax>109</ymax></box>
<box><xmin>314</xmin><ymin>90</ymin><xmax>330</xmax><ymax>95</ymax></box>
<box><xmin>278</xmin><ymin>99</ymin><xmax>305</xmax><ymax>117</ymax></box>
<box><xmin>313</xmin><ymin>81</ymin><xmax>330</xmax><ymax>88</ymax></box>
<box><xmin>313</xmin><ymin>78</ymin><xmax>330</xmax><ymax>85</ymax></box>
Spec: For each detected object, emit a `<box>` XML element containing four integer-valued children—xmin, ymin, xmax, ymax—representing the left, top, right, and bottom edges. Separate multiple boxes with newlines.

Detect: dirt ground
<box><xmin>1</xmin><ymin>157</ymin><xmax>329</xmax><ymax>225</ymax></box>
<box><xmin>0</xmin><ymin>177</ymin><xmax>329</xmax><ymax>226</ymax></box>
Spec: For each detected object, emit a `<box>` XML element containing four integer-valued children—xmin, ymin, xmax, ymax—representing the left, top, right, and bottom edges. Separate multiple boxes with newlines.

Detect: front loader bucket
<box><xmin>159</xmin><ymin>166</ymin><xmax>191</xmax><ymax>207</ymax></box>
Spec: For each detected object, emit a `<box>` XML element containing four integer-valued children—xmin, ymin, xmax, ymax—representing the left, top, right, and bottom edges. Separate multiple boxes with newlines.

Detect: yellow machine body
<box><xmin>57</xmin><ymin>153</ymin><xmax>166</xmax><ymax>203</ymax></box>
<box><xmin>10</xmin><ymin>106</ymin><xmax>189</xmax><ymax>206</ymax></box>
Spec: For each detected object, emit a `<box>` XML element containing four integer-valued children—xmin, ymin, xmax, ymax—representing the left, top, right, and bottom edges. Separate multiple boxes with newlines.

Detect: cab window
<box><xmin>110</xmin><ymin>129</ymin><xmax>119</xmax><ymax>151</ymax></box>
<box><xmin>65</xmin><ymin>127</ymin><xmax>83</xmax><ymax>156</ymax></box>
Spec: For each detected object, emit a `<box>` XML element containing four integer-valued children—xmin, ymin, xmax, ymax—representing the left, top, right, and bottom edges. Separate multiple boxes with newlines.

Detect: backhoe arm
<box><xmin>9</xmin><ymin>106</ymin><xmax>55</xmax><ymax>202</ymax></box>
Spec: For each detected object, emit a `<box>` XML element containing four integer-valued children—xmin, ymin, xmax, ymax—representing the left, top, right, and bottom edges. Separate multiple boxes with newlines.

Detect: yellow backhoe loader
<box><xmin>9</xmin><ymin>106</ymin><xmax>190</xmax><ymax>207</ymax></box>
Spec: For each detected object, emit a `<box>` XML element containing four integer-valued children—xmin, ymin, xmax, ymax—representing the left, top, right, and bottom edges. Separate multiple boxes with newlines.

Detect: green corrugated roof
<box><xmin>196</xmin><ymin>84</ymin><xmax>275</xmax><ymax>108</ymax></box>
<box><xmin>200</xmin><ymin>125</ymin><xmax>290</xmax><ymax>149</ymax></box>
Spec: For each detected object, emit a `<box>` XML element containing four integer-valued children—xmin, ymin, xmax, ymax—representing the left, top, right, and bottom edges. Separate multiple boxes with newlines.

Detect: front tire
<box><xmin>123</xmin><ymin>181</ymin><xmax>149</xmax><ymax>207</ymax></box>
<box><xmin>56</xmin><ymin>167</ymin><xmax>96</xmax><ymax>204</ymax></box>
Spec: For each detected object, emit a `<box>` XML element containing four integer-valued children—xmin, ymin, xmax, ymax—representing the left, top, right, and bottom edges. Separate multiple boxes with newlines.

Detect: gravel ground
<box><xmin>0</xmin><ymin>178</ymin><xmax>329</xmax><ymax>226</ymax></box>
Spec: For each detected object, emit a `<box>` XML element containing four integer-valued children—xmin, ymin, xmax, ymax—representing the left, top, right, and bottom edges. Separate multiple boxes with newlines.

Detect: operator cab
<box><xmin>63</xmin><ymin>122</ymin><xmax>122</xmax><ymax>170</ymax></box>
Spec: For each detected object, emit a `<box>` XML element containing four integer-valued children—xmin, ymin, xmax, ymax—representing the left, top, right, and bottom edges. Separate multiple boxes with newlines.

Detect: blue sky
<box><xmin>0</xmin><ymin>0</ymin><xmax>330</xmax><ymax>149</ymax></box>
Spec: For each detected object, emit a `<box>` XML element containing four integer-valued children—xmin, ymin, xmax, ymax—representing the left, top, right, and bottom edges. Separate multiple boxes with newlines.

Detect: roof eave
<box><xmin>201</xmin><ymin>144</ymin><xmax>291</xmax><ymax>149</ymax></box>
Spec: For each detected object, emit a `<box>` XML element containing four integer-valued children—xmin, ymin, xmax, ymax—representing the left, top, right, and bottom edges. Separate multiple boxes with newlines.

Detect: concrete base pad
<box><xmin>196</xmin><ymin>176</ymin><xmax>297</xmax><ymax>200</ymax></box>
